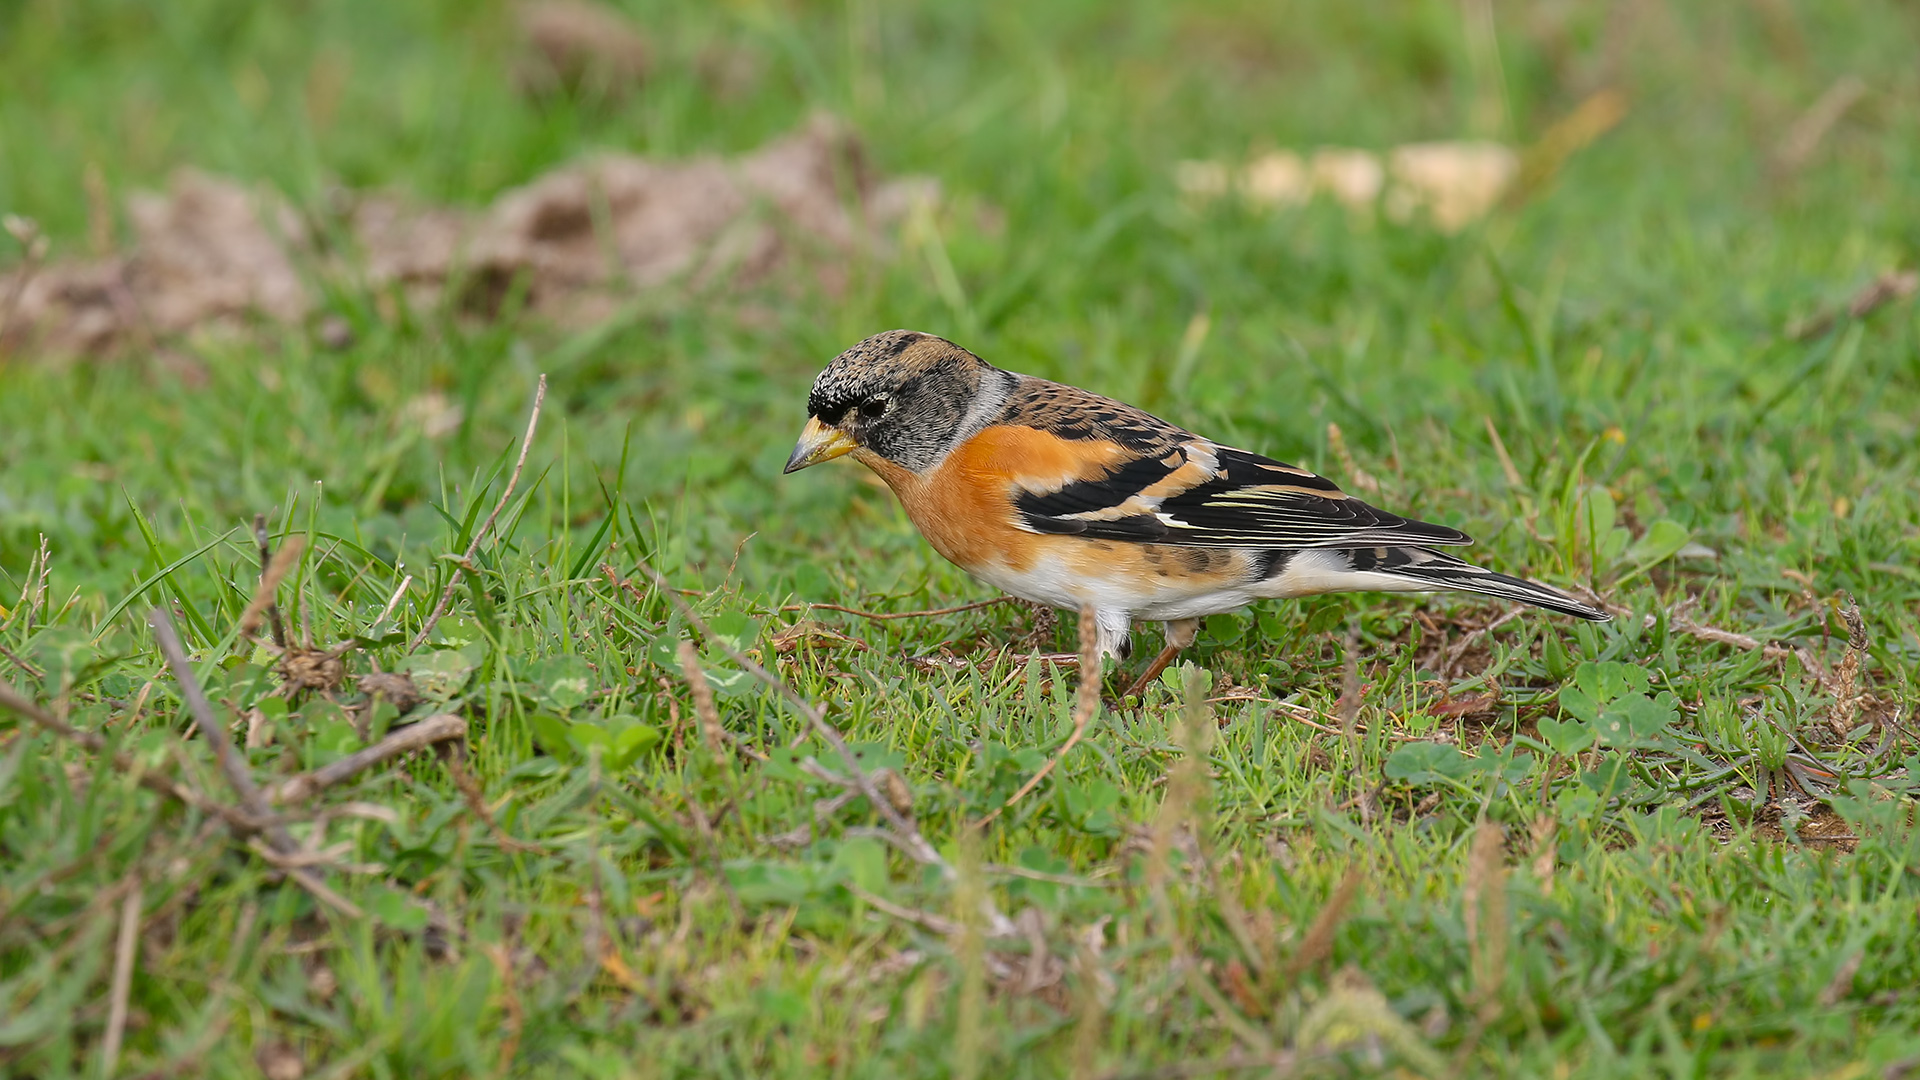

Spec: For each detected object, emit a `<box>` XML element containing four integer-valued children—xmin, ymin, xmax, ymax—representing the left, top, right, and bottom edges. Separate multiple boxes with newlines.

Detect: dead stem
<box><xmin>1465</xmin><ymin>819</ymin><xmax>1508</xmax><ymax>1011</ymax></box>
<box><xmin>408</xmin><ymin>373</ymin><xmax>548</xmax><ymax>652</ymax></box>
<box><xmin>953</xmin><ymin>829</ymin><xmax>987</xmax><ymax>1080</ymax></box>
<box><xmin>1326</xmin><ymin>421</ymin><xmax>1381</xmax><ymax>493</ymax></box>
<box><xmin>1482</xmin><ymin>415</ymin><xmax>1524</xmax><ymax>489</ymax></box>
<box><xmin>1145</xmin><ymin>668</ymin><xmax>1210</xmax><ymax>943</ymax></box>
<box><xmin>1772</xmin><ymin>75</ymin><xmax>1866</xmax><ymax>176</ymax></box>
<box><xmin>150</xmin><ymin>608</ymin><xmax>364</xmax><ymax>919</ymax></box>
<box><xmin>1440</xmin><ymin>608</ymin><xmax>1522</xmax><ymax>678</ymax></box>
<box><xmin>1280</xmin><ymin>864</ymin><xmax>1364</xmax><ymax>983</ymax></box>
<box><xmin>269</xmin><ymin>712</ymin><xmax>467</xmax><ymax>805</ymax></box>
<box><xmin>0</xmin><ymin>678</ymin><xmax>263</xmax><ymax>831</ymax></box>
<box><xmin>677</xmin><ymin>639</ymin><xmax>727</xmax><ymax>756</ymax></box>
<box><xmin>1829</xmin><ymin>594</ymin><xmax>1868</xmax><ymax>737</ymax></box>
<box><xmin>844</xmin><ymin>882</ymin><xmax>961</xmax><ymax>936</ymax></box>
<box><xmin>1148</xmin><ymin>665</ymin><xmax>1272</xmax><ymax>1057</ymax></box>
<box><xmin>613</xmin><ymin>559</ymin><xmax>1016</xmax><ymax>937</ymax></box>
<box><xmin>252</xmin><ymin>513</ymin><xmax>290</xmax><ymax>649</ymax></box>
<box><xmin>1528</xmin><ymin>815</ymin><xmax>1557</xmax><ymax>896</ymax></box>
<box><xmin>99</xmin><ymin>877</ymin><xmax>145</xmax><ymax>1079</ymax></box>
<box><xmin>0</xmin><ymin>643</ymin><xmax>45</xmax><ymax>680</ymax></box>
<box><xmin>779</xmin><ymin>596</ymin><xmax>1012</xmax><ymax>620</ymax></box>
<box><xmin>1453</xmin><ymin>818</ymin><xmax>1510</xmax><ymax>1069</ymax></box>
<box><xmin>485</xmin><ymin>943</ymin><xmax>525</xmax><ymax>1074</ymax></box>
<box><xmin>972</xmin><ymin>605</ymin><xmax>1099</xmax><ymax>828</ymax></box>
<box><xmin>1336</xmin><ymin>619</ymin><xmax>1366</xmax><ymax>820</ymax></box>
<box><xmin>448</xmin><ymin>754</ymin><xmax>548</xmax><ymax>854</ymax></box>
<box><xmin>238</xmin><ymin>533</ymin><xmax>304</xmax><ymax>644</ymax></box>
<box><xmin>372</xmin><ymin>574</ymin><xmax>414</xmax><ymax>626</ymax></box>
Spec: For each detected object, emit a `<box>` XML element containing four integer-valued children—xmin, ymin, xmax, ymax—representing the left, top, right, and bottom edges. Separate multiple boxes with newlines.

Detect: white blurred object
<box><xmin>1309</xmin><ymin>148</ymin><xmax>1386</xmax><ymax>213</ymax></box>
<box><xmin>1385</xmin><ymin>141</ymin><xmax>1518</xmax><ymax>232</ymax></box>
<box><xmin>1178</xmin><ymin>139</ymin><xmax>1518</xmax><ymax>233</ymax></box>
<box><xmin>1240</xmin><ymin>150</ymin><xmax>1310</xmax><ymax>207</ymax></box>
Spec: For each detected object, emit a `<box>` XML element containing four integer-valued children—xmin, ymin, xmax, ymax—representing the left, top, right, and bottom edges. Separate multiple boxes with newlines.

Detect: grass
<box><xmin>4</xmin><ymin>0</ymin><xmax>1920</xmax><ymax>1076</ymax></box>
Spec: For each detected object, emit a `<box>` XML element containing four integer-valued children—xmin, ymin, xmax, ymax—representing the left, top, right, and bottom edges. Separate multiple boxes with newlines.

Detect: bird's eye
<box><xmin>859</xmin><ymin>396</ymin><xmax>889</xmax><ymax>418</ymax></box>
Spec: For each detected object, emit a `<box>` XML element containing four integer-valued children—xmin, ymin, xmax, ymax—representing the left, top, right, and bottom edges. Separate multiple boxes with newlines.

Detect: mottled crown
<box><xmin>805</xmin><ymin>330</ymin><xmax>987</xmax><ymax>422</ymax></box>
<box><xmin>804</xmin><ymin>330</ymin><xmax>1004</xmax><ymax>472</ymax></box>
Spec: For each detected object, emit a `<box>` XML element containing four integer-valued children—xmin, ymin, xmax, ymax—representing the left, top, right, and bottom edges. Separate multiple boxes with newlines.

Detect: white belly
<box><xmin>968</xmin><ymin>553</ymin><xmax>1260</xmax><ymax>621</ymax></box>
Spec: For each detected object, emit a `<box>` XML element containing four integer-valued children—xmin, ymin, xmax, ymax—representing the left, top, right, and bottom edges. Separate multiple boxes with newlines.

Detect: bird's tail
<box><xmin>1274</xmin><ymin>546</ymin><xmax>1611</xmax><ymax>621</ymax></box>
<box><xmin>1377</xmin><ymin>547</ymin><xmax>1610</xmax><ymax>621</ymax></box>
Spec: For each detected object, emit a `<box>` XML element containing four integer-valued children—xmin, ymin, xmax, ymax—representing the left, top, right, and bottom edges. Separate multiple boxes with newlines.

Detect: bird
<box><xmin>783</xmin><ymin>330</ymin><xmax>1609</xmax><ymax>697</ymax></box>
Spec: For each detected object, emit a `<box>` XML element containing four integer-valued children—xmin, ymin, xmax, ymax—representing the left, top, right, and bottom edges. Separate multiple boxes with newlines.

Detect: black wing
<box><xmin>1015</xmin><ymin>440</ymin><xmax>1474</xmax><ymax>549</ymax></box>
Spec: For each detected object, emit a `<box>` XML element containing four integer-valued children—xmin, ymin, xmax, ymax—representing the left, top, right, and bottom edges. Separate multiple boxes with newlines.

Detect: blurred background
<box><xmin>4</xmin><ymin>6</ymin><xmax>1920</xmax><ymax>1074</ymax></box>
<box><xmin>2</xmin><ymin>0</ymin><xmax>1916</xmax><ymax>612</ymax></box>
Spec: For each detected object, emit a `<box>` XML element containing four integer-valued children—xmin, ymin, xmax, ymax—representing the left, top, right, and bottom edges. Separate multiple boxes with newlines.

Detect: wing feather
<box><xmin>1015</xmin><ymin>441</ymin><xmax>1473</xmax><ymax>549</ymax></box>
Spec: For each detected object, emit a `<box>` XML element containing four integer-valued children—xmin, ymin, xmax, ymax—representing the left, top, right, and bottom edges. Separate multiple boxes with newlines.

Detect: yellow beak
<box><xmin>782</xmin><ymin>416</ymin><xmax>857</xmax><ymax>474</ymax></box>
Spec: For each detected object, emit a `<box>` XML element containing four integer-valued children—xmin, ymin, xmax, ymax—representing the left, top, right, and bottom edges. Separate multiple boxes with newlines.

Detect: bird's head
<box><xmin>783</xmin><ymin>330</ymin><xmax>1002</xmax><ymax>475</ymax></box>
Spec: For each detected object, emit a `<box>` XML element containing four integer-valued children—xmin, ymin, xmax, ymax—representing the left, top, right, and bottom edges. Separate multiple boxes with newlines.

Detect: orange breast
<box><xmin>853</xmin><ymin>425</ymin><xmax>1129</xmax><ymax>574</ymax></box>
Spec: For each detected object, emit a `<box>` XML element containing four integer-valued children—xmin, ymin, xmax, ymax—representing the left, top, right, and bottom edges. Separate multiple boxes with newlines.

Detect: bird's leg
<box><xmin>1119</xmin><ymin>618</ymin><xmax>1200</xmax><ymax>701</ymax></box>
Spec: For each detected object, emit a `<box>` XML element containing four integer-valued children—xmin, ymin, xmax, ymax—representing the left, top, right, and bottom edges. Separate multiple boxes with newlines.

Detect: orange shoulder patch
<box><xmin>848</xmin><ymin>425</ymin><xmax>1130</xmax><ymax>575</ymax></box>
<box><xmin>945</xmin><ymin>424</ymin><xmax>1133</xmax><ymax>493</ymax></box>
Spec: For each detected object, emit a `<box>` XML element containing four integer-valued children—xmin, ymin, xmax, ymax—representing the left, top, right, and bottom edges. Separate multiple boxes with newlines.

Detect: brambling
<box><xmin>785</xmin><ymin>330</ymin><xmax>1608</xmax><ymax>695</ymax></box>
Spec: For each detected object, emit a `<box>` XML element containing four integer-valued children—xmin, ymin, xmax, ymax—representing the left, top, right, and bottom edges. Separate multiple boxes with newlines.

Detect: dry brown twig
<box><xmin>671</xmin><ymin>632</ymin><xmax>760</xmax><ymax>904</ymax></box>
<box><xmin>844</xmin><ymin>882</ymin><xmax>962</xmax><ymax>935</ymax></box>
<box><xmin>269</xmin><ymin>712</ymin><xmax>468</xmax><ymax>805</ymax></box>
<box><xmin>149</xmin><ymin>609</ymin><xmax>365</xmax><ymax>919</ymax></box>
<box><xmin>447</xmin><ymin>753</ymin><xmax>548</xmax><ymax>854</ymax></box>
<box><xmin>779</xmin><ymin>596</ymin><xmax>1012</xmax><ymax>620</ymax></box>
<box><xmin>1336</xmin><ymin>619</ymin><xmax>1365</xmax><ymax>781</ymax></box>
<box><xmin>972</xmin><ymin>605</ymin><xmax>1100</xmax><ymax>828</ymax></box>
<box><xmin>409</xmin><ymin>374</ymin><xmax>548</xmax><ymax>652</ymax></box>
<box><xmin>1273</xmin><ymin>705</ymin><xmax>1347</xmax><ymax>737</ymax></box>
<box><xmin>100</xmin><ymin>877</ymin><xmax>145</xmax><ymax>1079</ymax></box>
<box><xmin>238</xmin><ymin>533</ymin><xmax>304</xmax><ymax>644</ymax></box>
<box><xmin>1261</xmin><ymin>697</ymin><xmax>1421</xmax><ymax>743</ymax></box>
<box><xmin>1144</xmin><ymin>666</ymin><xmax>1211</xmax><ymax>946</ymax></box>
<box><xmin>1453</xmin><ymin>818</ymin><xmax>1511</xmax><ymax>1068</ymax></box>
<box><xmin>1844</xmin><ymin>269</ymin><xmax>1919</xmax><ymax>320</ymax></box>
<box><xmin>251</xmin><ymin>513</ymin><xmax>291</xmax><ymax>650</ymax></box>
<box><xmin>1609</xmin><ymin>593</ymin><xmax>1872</xmax><ymax>704</ymax></box>
<box><xmin>244</xmin><ymin>837</ymin><xmax>384</xmax><ymax>875</ymax></box>
<box><xmin>373</xmin><ymin>574</ymin><xmax>414</xmax><ymax>626</ymax></box>
<box><xmin>1281</xmin><ymin>864</ymin><xmax>1365</xmax><ymax>983</ymax></box>
<box><xmin>1510</xmin><ymin>88</ymin><xmax>1629</xmax><ymax>202</ymax></box>
<box><xmin>678</xmin><ymin>639</ymin><xmax>727</xmax><ymax>756</ymax></box>
<box><xmin>612</xmin><ymin>560</ymin><xmax>1016</xmax><ymax>936</ymax></box>
<box><xmin>1464</xmin><ymin>820</ymin><xmax>1508</xmax><ymax>1012</ymax></box>
<box><xmin>1325</xmin><ymin>422</ymin><xmax>1381</xmax><ymax>494</ymax></box>
<box><xmin>1772</xmin><ymin>75</ymin><xmax>1867</xmax><ymax>176</ymax></box>
<box><xmin>1529</xmin><ymin>815</ymin><xmax>1557</xmax><ymax>896</ymax></box>
<box><xmin>0</xmin><ymin>642</ymin><xmax>45</xmax><ymax>680</ymax></box>
<box><xmin>1483</xmin><ymin>416</ymin><xmax>1525</xmax><ymax>490</ymax></box>
<box><xmin>485</xmin><ymin>943</ymin><xmax>526</xmax><ymax>1075</ymax></box>
<box><xmin>1828</xmin><ymin>594</ymin><xmax>1869</xmax><ymax>738</ymax></box>
<box><xmin>1135</xmin><ymin>671</ymin><xmax>1279</xmax><ymax>1061</ymax></box>
<box><xmin>1788</xmin><ymin>268</ymin><xmax>1920</xmax><ymax>341</ymax></box>
<box><xmin>0</xmin><ymin>678</ymin><xmax>263</xmax><ymax>830</ymax></box>
<box><xmin>1441</xmin><ymin>608</ymin><xmax>1523</xmax><ymax>678</ymax></box>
